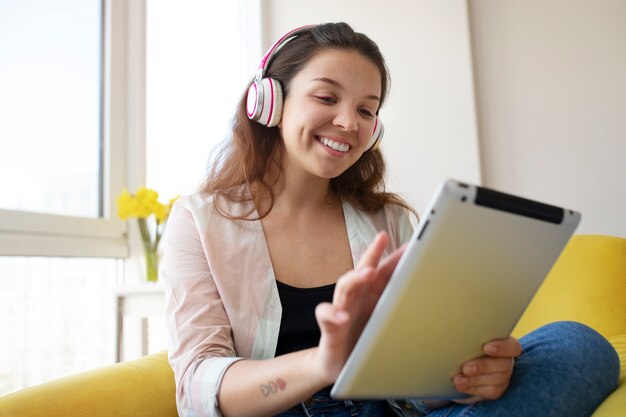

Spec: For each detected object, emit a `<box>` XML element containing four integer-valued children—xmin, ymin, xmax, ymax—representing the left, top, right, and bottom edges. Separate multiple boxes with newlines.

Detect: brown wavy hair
<box><xmin>200</xmin><ymin>22</ymin><xmax>415</xmax><ymax>219</ymax></box>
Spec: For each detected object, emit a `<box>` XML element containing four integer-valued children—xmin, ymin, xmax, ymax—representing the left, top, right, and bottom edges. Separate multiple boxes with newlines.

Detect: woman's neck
<box><xmin>275</xmin><ymin>173</ymin><xmax>337</xmax><ymax>215</ymax></box>
<box><xmin>259</xmin><ymin>164</ymin><xmax>337</xmax><ymax>219</ymax></box>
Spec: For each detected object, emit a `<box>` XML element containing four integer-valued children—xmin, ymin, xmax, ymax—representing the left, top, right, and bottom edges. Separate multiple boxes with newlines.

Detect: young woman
<box><xmin>161</xmin><ymin>23</ymin><xmax>619</xmax><ymax>417</ymax></box>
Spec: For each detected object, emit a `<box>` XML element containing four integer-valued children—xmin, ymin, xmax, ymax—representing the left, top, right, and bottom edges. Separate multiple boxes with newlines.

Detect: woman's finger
<box><xmin>315</xmin><ymin>302</ymin><xmax>349</xmax><ymax>333</ymax></box>
<box><xmin>460</xmin><ymin>357</ymin><xmax>515</xmax><ymax>376</ymax></box>
<box><xmin>453</xmin><ymin>354</ymin><xmax>516</xmax><ymax>401</ymax></box>
<box><xmin>369</xmin><ymin>243</ymin><xmax>407</xmax><ymax>294</ymax></box>
<box><xmin>333</xmin><ymin>267</ymin><xmax>373</xmax><ymax>310</ymax></box>
<box><xmin>356</xmin><ymin>231</ymin><xmax>389</xmax><ymax>270</ymax></box>
<box><xmin>454</xmin><ymin>364</ymin><xmax>511</xmax><ymax>400</ymax></box>
<box><xmin>482</xmin><ymin>336</ymin><xmax>522</xmax><ymax>358</ymax></box>
<box><xmin>454</xmin><ymin>379</ymin><xmax>510</xmax><ymax>400</ymax></box>
<box><xmin>454</xmin><ymin>370</ymin><xmax>511</xmax><ymax>391</ymax></box>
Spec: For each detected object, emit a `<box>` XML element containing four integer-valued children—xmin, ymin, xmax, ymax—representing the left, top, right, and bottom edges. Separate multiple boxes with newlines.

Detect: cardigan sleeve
<box><xmin>161</xmin><ymin>198</ymin><xmax>243</xmax><ymax>417</ymax></box>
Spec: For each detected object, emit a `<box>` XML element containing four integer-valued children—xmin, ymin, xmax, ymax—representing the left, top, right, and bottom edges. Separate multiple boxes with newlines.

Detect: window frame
<box><xmin>0</xmin><ymin>0</ymin><xmax>145</xmax><ymax>259</ymax></box>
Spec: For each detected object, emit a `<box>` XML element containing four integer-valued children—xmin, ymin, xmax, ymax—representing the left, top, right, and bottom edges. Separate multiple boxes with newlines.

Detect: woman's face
<box><xmin>278</xmin><ymin>49</ymin><xmax>382</xmax><ymax>182</ymax></box>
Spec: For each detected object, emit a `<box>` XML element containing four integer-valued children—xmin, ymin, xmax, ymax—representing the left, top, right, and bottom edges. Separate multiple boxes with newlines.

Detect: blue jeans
<box><xmin>276</xmin><ymin>386</ymin><xmax>392</xmax><ymax>416</ymax></box>
<box><xmin>276</xmin><ymin>321</ymin><xmax>619</xmax><ymax>417</ymax></box>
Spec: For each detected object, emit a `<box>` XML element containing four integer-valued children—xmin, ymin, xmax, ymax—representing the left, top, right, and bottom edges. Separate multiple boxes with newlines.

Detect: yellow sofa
<box><xmin>1</xmin><ymin>234</ymin><xmax>624</xmax><ymax>417</ymax></box>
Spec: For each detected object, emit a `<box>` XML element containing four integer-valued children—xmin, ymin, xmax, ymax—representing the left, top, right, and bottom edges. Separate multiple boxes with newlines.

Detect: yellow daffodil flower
<box><xmin>116</xmin><ymin>187</ymin><xmax>179</xmax><ymax>281</ymax></box>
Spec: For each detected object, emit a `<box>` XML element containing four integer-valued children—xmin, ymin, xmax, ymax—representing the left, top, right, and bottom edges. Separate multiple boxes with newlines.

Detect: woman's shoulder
<box><xmin>166</xmin><ymin>187</ymin><xmax>258</xmax><ymax>244</ymax></box>
<box><xmin>382</xmin><ymin>202</ymin><xmax>418</xmax><ymax>226</ymax></box>
<box><xmin>344</xmin><ymin>201</ymin><xmax>417</xmax><ymax>246</ymax></box>
<box><xmin>384</xmin><ymin>203</ymin><xmax>418</xmax><ymax>244</ymax></box>
<box><xmin>169</xmin><ymin>193</ymin><xmax>216</xmax><ymax>222</ymax></box>
<box><xmin>346</xmin><ymin>200</ymin><xmax>416</xmax><ymax>225</ymax></box>
<box><xmin>177</xmin><ymin>192</ymin><xmax>217</xmax><ymax>209</ymax></box>
<box><xmin>176</xmin><ymin>185</ymin><xmax>252</xmax><ymax>213</ymax></box>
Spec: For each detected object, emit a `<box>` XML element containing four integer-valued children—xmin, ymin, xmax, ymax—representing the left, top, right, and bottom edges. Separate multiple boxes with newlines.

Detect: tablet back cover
<box><xmin>331</xmin><ymin>179</ymin><xmax>580</xmax><ymax>399</ymax></box>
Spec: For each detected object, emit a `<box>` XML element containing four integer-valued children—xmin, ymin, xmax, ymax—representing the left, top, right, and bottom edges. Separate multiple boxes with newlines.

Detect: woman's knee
<box><xmin>520</xmin><ymin>321</ymin><xmax>620</xmax><ymax>387</ymax></box>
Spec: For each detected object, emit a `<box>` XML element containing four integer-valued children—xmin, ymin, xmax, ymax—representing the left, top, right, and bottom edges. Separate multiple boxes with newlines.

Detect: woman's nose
<box><xmin>332</xmin><ymin>107</ymin><xmax>358</xmax><ymax>132</ymax></box>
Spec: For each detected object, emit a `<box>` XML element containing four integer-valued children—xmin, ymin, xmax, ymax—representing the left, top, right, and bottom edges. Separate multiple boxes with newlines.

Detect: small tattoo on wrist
<box><xmin>260</xmin><ymin>378</ymin><xmax>287</xmax><ymax>397</ymax></box>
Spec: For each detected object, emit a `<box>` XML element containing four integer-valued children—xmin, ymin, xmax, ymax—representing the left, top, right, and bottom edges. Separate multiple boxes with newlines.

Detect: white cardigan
<box><xmin>161</xmin><ymin>191</ymin><xmax>415</xmax><ymax>417</ymax></box>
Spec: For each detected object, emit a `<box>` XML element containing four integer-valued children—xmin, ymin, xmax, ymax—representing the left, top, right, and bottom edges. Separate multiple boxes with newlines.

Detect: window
<box><xmin>0</xmin><ymin>0</ymin><xmax>125</xmax><ymax>396</ymax></box>
<box><xmin>139</xmin><ymin>0</ymin><xmax>261</xmax><ymax>367</ymax></box>
<box><xmin>0</xmin><ymin>256</ymin><xmax>120</xmax><ymax>395</ymax></box>
<box><xmin>146</xmin><ymin>0</ymin><xmax>261</xmax><ymax>198</ymax></box>
<box><xmin>0</xmin><ymin>0</ymin><xmax>260</xmax><ymax>396</ymax></box>
<box><xmin>0</xmin><ymin>0</ymin><xmax>102</xmax><ymax>218</ymax></box>
<box><xmin>0</xmin><ymin>0</ymin><xmax>126</xmax><ymax>259</ymax></box>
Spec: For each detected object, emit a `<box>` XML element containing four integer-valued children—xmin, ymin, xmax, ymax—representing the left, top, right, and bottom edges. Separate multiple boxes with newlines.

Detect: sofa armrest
<box><xmin>592</xmin><ymin>383</ymin><xmax>626</xmax><ymax>417</ymax></box>
<box><xmin>593</xmin><ymin>334</ymin><xmax>626</xmax><ymax>416</ymax></box>
<box><xmin>0</xmin><ymin>351</ymin><xmax>177</xmax><ymax>417</ymax></box>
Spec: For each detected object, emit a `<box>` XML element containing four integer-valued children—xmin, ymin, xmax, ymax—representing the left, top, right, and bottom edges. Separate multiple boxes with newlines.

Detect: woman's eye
<box><xmin>359</xmin><ymin>109</ymin><xmax>375</xmax><ymax>118</ymax></box>
<box><xmin>316</xmin><ymin>96</ymin><xmax>336</xmax><ymax>104</ymax></box>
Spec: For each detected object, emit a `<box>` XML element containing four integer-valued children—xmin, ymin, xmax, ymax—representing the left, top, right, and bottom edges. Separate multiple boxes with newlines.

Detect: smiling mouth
<box><xmin>317</xmin><ymin>136</ymin><xmax>350</xmax><ymax>153</ymax></box>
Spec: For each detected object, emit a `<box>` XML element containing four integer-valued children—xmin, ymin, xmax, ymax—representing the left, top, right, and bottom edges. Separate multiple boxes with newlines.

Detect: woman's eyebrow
<box><xmin>311</xmin><ymin>77</ymin><xmax>380</xmax><ymax>102</ymax></box>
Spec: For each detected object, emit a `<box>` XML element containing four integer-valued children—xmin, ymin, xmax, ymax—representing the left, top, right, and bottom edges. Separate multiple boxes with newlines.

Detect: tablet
<box><xmin>331</xmin><ymin>179</ymin><xmax>581</xmax><ymax>400</ymax></box>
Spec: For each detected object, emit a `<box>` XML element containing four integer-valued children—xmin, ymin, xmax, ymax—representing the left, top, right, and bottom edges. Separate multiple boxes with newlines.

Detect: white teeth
<box><xmin>320</xmin><ymin>137</ymin><xmax>350</xmax><ymax>152</ymax></box>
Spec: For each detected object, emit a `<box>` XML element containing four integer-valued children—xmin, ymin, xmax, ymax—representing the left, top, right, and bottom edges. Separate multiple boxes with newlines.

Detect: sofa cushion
<box><xmin>513</xmin><ymin>234</ymin><xmax>626</xmax><ymax>341</ymax></box>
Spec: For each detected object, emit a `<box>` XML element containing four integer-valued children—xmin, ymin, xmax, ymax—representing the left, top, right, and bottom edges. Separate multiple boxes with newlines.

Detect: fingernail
<box><xmin>455</xmin><ymin>375</ymin><xmax>468</xmax><ymax>384</ymax></box>
<box><xmin>335</xmin><ymin>311</ymin><xmax>349</xmax><ymax>321</ymax></box>
<box><xmin>464</xmin><ymin>364</ymin><xmax>477</xmax><ymax>374</ymax></box>
<box><xmin>358</xmin><ymin>266</ymin><xmax>373</xmax><ymax>275</ymax></box>
<box><xmin>484</xmin><ymin>344</ymin><xmax>498</xmax><ymax>354</ymax></box>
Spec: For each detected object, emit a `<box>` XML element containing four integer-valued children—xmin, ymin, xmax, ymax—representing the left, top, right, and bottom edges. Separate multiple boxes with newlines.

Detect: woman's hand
<box><xmin>313</xmin><ymin>231</ymin><xmax>406</xmax><ymax>384</ymax></box>
<box><xmin>452</xmin><ymin>337</ymin><xmax>522</xmax><ymax>404</ymax></box>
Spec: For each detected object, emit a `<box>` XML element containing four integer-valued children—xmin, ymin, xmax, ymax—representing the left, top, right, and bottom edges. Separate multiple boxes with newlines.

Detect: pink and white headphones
<box><xmin>245</xmin><ymin>25</ymin><xmax>384</xmax><ymax>151</ymax></box>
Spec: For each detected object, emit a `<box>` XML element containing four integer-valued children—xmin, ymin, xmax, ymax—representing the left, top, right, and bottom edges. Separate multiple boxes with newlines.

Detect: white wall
<box><xmin>469</xmin><ymin>0</ymin><xmax>626</xmax><ymax>237</ymax></box>
<box><xmin>262</xmin><ymin>0</ymin><xmax>625</xmax><ymax>237</ymax></box>
<box><xmin>261</xmin><ymin>0</ymin><xmax>481</xmax><ymax>215</ymax></box>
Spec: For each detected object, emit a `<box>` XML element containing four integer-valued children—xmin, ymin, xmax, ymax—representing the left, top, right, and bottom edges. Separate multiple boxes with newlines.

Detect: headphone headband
<box><xmin>256</xmin><ymin>25</ymin><xmax>317</xmax><ymax>81</ymax></box>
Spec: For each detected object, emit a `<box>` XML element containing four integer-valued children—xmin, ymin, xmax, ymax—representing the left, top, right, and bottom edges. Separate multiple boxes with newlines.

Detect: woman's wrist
<box><xmin>307</xmin><ymin>346</ymin><xmax>338</xmax><ymax>387</ymax></box>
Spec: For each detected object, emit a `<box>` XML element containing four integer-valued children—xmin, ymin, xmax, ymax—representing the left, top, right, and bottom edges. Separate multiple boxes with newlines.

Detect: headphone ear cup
<box><xmin>266</xmin><ymin>78</ymin><xmax>283</xmax><ymax>127</ymax></box>
<box><xmin>246</xmin><ymin>81</ymin><xmax>262</xmax><ymax>121</ymax></box>
<box><xmin>246</xmin><ymin>77</ymin><xmax>283</xmax><ymax>127</ymax></box>
<box><xmin>366</xmin><ymin>116</ymin><xmax>384</xmax><ymax>151</ymax></box>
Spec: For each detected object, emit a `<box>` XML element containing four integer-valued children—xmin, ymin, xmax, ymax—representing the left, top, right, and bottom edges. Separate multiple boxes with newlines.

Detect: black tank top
<box><xmin>274</xmin><ymin>280</ymin><xmax>336</xmax><ymax>356</ymax></box>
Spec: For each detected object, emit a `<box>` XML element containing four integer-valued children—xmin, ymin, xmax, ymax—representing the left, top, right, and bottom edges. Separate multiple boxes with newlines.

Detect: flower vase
<box><xmin>144</xmin><ymin>247</ymin><xmax>159</xmax><ymax>282</ymax></box>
